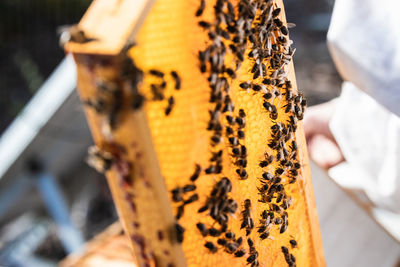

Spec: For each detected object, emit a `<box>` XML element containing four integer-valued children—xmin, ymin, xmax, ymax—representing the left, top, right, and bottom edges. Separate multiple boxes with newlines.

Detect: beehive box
<box><xmin>65</xmin><ymin>0</ymin><xmax>325</xmax><ymax>266</ymax></box>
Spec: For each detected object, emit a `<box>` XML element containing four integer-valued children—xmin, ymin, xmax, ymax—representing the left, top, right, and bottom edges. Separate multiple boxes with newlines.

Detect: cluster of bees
<box><xmin>198</xmin><ymin>178</ymin><xmax>261</xmax><ymax>265</ymax></box>
<box><xmin>83</xmin><ymin>46</ymin><xmax>182</xmax><ymax>143</ymax></box>
<box><xmin>83</xmin><ymin>55</ymin><xmax>144</xmax><ymax>139</ymax></box>
<box><xmin>147</xmin><ymin>69</ymin><xmax>181</xmax><ymax>116</ymax></box>
<box><xmin>83</xmin><ymin>52</ymin><xmax>144</xmax><ymax>176</ymax></box>
<box><xmin>171</xmin><ymin>164</ymin><xmax>201</xmax><ymax>223</ymax></box>
<box><xmin>175</xmin><ymin>0</ymin><xmax>304</xmax><ymax>266</ymax></box>
<box><xmin>82</xmin><ymin>47</ymin><xmax>186</xmax><ymax>262</ymax></box>
<box><xmin>194</xmin><ymin>0</ymin><xmax>263</xmax><ymax>263</ymax></box>
<box><xmin>246</xmin><ymin>2</ymin><xmax>304</xmax><ymax>266</ymax></box>
<box><xmin>198</xmin><ymin>177</ymin><xmax>238</xmax><ymax>227</ymax></box>
<box><xmin>81</xmin><ymin>0</ymin><xmax>306</xmax><ymax>265</ymax></box>
<box><xmin>282</xmin><ymin>240</ymin><xmax>298</xmax><ymax>266</ymax></box>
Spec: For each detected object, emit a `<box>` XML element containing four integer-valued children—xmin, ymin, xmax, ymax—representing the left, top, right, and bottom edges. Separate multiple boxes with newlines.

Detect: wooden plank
<box><xmin>65</xmin><ymin>1</ymin><xmax>187</xmax><ymax>266</ymax></box>
<box><xmin>71</xmin><ymin>54</ymin><xmax>187</xmax><ymax>267</ymax></box>
<box><xmin>65</xmin><ymin>0</ymin><xmax>154</xmax><ymax>55</ymax></box>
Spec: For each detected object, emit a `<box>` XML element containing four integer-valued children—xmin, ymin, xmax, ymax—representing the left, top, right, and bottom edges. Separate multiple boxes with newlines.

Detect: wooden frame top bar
<box><xmin>65</xmin><ymin>0</ymin><xmax>154</xmax><ymax>55</ymax></box>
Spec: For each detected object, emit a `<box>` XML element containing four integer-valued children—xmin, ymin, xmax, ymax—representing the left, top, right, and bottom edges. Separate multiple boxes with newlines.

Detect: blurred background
<box><xmin>0</xmin><ymin>0</ymin><xmax>398</xmax><ymax>266</ymax></box>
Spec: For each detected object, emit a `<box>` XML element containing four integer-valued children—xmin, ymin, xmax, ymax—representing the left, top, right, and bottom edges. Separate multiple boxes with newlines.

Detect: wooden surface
<box><xmin>72</xmin><ymin>54</ymin><xmax>187</xmax><ymax>267</ymax></box>
<box><xmin>65</xmin><ymin>0</ymin><xmax>154</xmax><ymax>55</ymax></box>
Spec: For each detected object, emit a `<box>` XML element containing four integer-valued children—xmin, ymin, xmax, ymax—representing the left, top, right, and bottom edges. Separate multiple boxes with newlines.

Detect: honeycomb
<box><xmin>70</xmin><ymin>0</ymin><xmax>325</xmax><ymax>266</ymax></box>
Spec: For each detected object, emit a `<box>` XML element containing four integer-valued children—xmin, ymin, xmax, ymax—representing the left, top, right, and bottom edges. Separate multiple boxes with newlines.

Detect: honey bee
<box><xmin>199</xmin><ymin>21</ymin><xmax>212</xmax><ymax>29</ymax></box>
<box><xmin>217</xmin><ymin>238</ymin><xmax>227</xmax><ymax>246</ymax></box>
<box><xmin>225</xmin><ymin>232</ymin><xmax>235</xmax><ymax>239</ymax></box>
<box><xmin>226</xmin><ymin>115</ymin><xmax>235</xmax><ymax>125</ymax></box>
<box><xmin>234</xmin><ymin>249</ymin><xmax>246</xmax><ymax>257</ymax></box>
<box><xmin>236</xmin><ymin>168</ymin><xmax>248</xmax><ymax>180</ymax></box>
<box><xmin>170</xmin><ymin>71</ymin><xmax>181</xmax><ymax>90</ymax></box>
<box><xmin>229</xmin><ymin>137</ymin><xmax>239</xmax><ymax>146</ymax></box>
<box><xmin>240</xmin><ymin>82</ymin><xmax>251</xmax><ymax>90</ymax></box>
<box><xmin>176</xmin><ymin>204</ymin><xmax>184</xmax><ymax>219</ymax></box>
<box><xmin>165</xmin><ymin>96</ymin><xmax>175</xmax><ymax>116</ymax></box>
<box><xmin>262</xmin><ymin>172</ymin><xmax>273</xmax><ymax>181</ymax></box>
<box><xmin>236</xmin><ymin>117</ymin><xmax>245</xmax><ymax>128</ymax></box>
<box><xmin>226</xmin><ymin>242</ymin><xmax>239</xmax><ymax>253</ymax></box>
<box><xmin>149</xmin><ymin>69</ymin><xmax>165</xmax><ymax>78</ymax></box>
<box><xmin>204</xmin><ymin>242</ymin><xmax>218</xmax><ymax>253</ymax></box>
<box><xmin>211</xmin><ymin>134</ymin><xmax>223</xmax><ymax>145</ymax></box>
<box><xmin>196</xmin><ymin>223</ymin><xmax>208</xmax><ymax>236</ymax></box>
<box><xmin>253</xmin><ymin>71</ymin><xmax>260</xmax><ymax>80</ymax></box>
<box><xmin>175</xmin><ymin>223</ymin><xmax>185</xmax><ymax>243</ymax></box>
<box><xmin>190</xmin><ymin>164</ymin><xmax>202</xmax><ymax>182</ymax></box>
<box><xmin>86</xmin><ymin>146</ymin><xmax>114</xmax><ymax>173</ymax></box>
<box><xmin>208</xmin><ymin>227</ymin><xmax>221</xmax><ymax>237</ymax></box>
<box><xmin>241</xmin><ymin>199</ymin><xmax>254</xmax><ymax>235</ymax></box>
<box><xmin>183</xmin><ymin>193</ymin><xmax>199</xmax><ymax>205</ymax></box>
<box><xmin>225</xmin><ymin>67</ymin><xmax>236</xmax><ymax>78</ymax></box>
<box><xmin>195</xmin><ymin>0</ymin><xmax>205</xmax><ymax>16</ymax></box>
<box><xmin>238</xmin><ymin>129</ymin><xmax>245</xmax><ymax>139</ymax></box>
<box><xmin>226</xmin><ymin>126</ymin><xmax>234</xmax><ymax>135</ymax></box>
<box><xmin>132</xmin><ymin>92</ymin><xmax>145</xmax><ymax>110</ymax></box>
<box><xmin>247</xmin><ymin>251</ymin><xmax>258</xmax><ymax>266</ymax></box>
<box><xmin>183</xmin><ymin>184</ymin><xmax>196</xmax><ymax>193</ymax></box>
<box><xmin>272</xmin><ymin>8</ymin><xmax>281</xmax><ymax>17</ymax></box>
<box><xmin>171</xmin><ymin>187</ymin><xmax>183</xmax><ymax>202</ymax></box>
<box><xmin>58</xmin><ymin>25</ymin><xmax>97</xmax><ymax>47</ymax></box>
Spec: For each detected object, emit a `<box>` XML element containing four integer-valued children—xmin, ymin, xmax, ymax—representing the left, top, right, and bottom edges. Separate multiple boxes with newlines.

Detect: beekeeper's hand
<box><xmin>303</xmin><ymin>100</ymin><xmax>344</xmax><ymax>170</ymax></box>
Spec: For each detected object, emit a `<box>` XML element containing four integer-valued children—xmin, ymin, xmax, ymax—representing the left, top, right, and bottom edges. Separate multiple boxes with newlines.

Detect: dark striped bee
<box><xmin>195</xmin><ymin>0</ymin><xmax>205</xmax><ymax>16</ymax></box>
<box><xmin>175</xmin><ymin>223</ymin><xmax>185</xmax><ymax>243</ymax></box>
<box><xmin>234</xmin><ymin>249</ymin><xmax>246</xmax><ymax>257</ymax></box>
<box><xmin>165</xmin><ymin>96</ymin><xmax>175</xmax><ymax>116</ymax></box>
<box><xmin>86</xmin><ymin>146</ymin><xmax>114</xmax><ymax>174</ymax></box>
<box><xmin>176</xmin><ymin>204</ymin><xmax>185</xmax><ymax>219</ymax></box>
<box><xmin>183</xmin><ymin>193</ymin><xmax>199</xmax><ymax>205</ymax></box>
<box><xmin>204</xmin><ymin>241</ymin><xmax>217</xmax><ymax>253</ymax></box>
<box><xmin>225</xmin><ymin>232</ymin><xmax>235</xmax><ymax>239</ymax></box>
<box><xmin>198</xmin><ymin>20</ymin><xmax>211</xmax><ymax>29</ymax></box>
<box><xmin>149</xmin><ymin>69</ymin><xmax>164</xmax><ymax>78</ymax></box>
<box><xmin>289</xmin><ymin>239</ymin><xmax>297</xmax><ymax>248</ymax></box>
<box><xmin>196</xmin><ymin>223</ymin><xmax>208</xmax><ymax>236</ymax></box>
<box><xmin>208</xmin><ymin>227</ymin><xmax>221</xmax><ymax>237</ymax></box>
<box><xmin>236</xmin><ymin>168</ymin><xmax>248</xmax><ymax>180</ymax></box>
<box><xmin>241</xmin><ymin>199</ymin><xmax>254</xmax><ymax>235</ymax></box>
<box><xmin>247</xmin><ymin>250</ymin><xmax>258</xmax><ymax>266</ymax></box>
<box><xmin>58</xmin><ymin>25</ymin><xmax>96</xmax><ymax>47</ymax></box>
<box><xmin>190</xmin><ymin>164</ymin><xmax>202</xmax><ymax>182</ymax></box>
<box><xmin>170</xmin><ymin>71</ymin><xmax>181</xmax><ymax>90</ymax></box>
<box><xmin>240</xmin><ymin>82</ymin><xmax>251</xmax><ymax>89</ymax></box>
<box><xmin>272</xmin><ymin>8</ymin><xmax>281</xmax><ymax>17</ymax></box>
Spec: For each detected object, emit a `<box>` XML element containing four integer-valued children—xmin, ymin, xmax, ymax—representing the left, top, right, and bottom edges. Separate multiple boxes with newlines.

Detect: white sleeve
<box><xmin>330</xmin><ymin>82</ymin><xmax>400</xmax><ymax>213</ymax></box>
<box><xmin>327</xmin><ymin>0</ymin><xmax>400</xmax><ymax>117</ymax></box>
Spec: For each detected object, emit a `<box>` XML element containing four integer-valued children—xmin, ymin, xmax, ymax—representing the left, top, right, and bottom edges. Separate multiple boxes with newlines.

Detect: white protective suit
<box><xmin>327</xmin><ymin>0</ymin><xmax>400</xmax><ymax>213</ymax></box>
